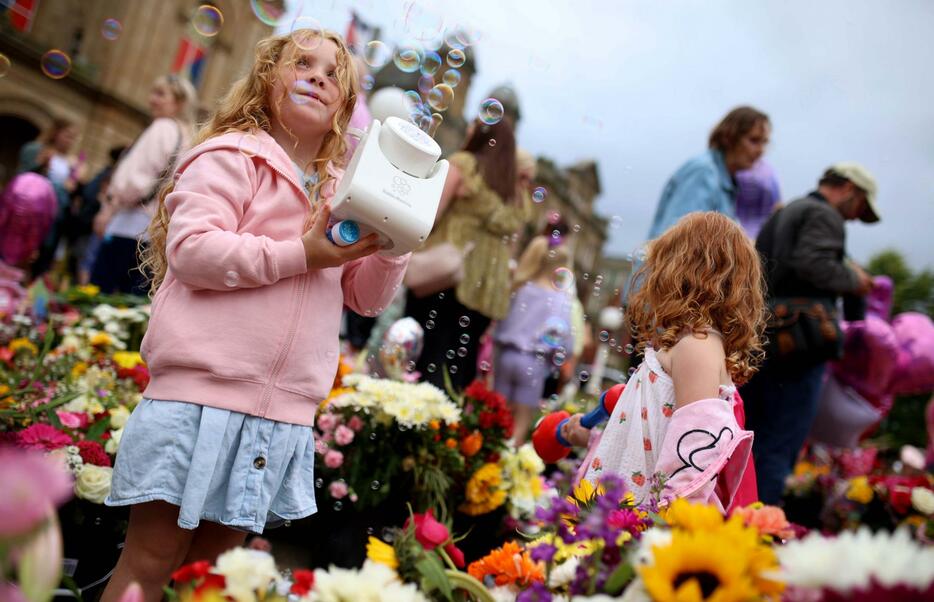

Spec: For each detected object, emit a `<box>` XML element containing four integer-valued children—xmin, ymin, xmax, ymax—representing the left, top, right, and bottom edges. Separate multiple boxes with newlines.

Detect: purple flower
<box><xmin>0</xmin><ymin>447</ymin><xmax>73</xmax><ymax>537</ymax></box>
<box><xmin>517</xmin><ymin>582</ymin><xmax>553</xmax><ymax>601</ymax></box>
<box><xmin>529</xmin><ymin>543</ymin><xmax>557</xmax><ymax>564</ymax></box>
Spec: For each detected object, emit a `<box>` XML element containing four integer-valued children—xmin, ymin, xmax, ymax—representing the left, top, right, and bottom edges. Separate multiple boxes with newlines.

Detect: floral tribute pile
<box><xmin>1</xmin><ymin>285</ymin><xmax>150</xmax><ymax>506</ymax></box>
<box><xmin>313</xmin><ymin>376</ymin><xmax>546</xmax><ymax>522</ymax></box>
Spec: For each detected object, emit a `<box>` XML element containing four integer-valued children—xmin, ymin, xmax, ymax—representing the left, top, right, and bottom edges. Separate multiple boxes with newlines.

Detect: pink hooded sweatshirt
<box><xmin>141</xmin><ymin>130</ymin><xmax>409</xmax><ymax>426</ymax></box>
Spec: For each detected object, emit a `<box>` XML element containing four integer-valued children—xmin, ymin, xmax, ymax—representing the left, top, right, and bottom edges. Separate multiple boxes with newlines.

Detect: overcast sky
<box><xmin>284</xmin><ymin>0</ymin><xmax>934</xmax><ymax>270</ymax></box>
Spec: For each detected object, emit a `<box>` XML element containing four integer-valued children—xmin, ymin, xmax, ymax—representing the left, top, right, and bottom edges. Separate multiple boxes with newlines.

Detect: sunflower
<box><xmin>566</xmin><ymin>479</ymin><xmax>606</xmax><ymax>508</ymax></box>
<box><xmin>367</xmin><ymin>536</ymin><xmax>399</xmax><ymax>570</ymax></box>
<box><xmin>661</xmin><ymin>498</ymin><xmax>726</xmax><ymax>532</ymax></box>
<box><xmin>9</xmin><ymin>337</ymin><xmax>38</xmax><ymax>355</ymax></box>
<box><xmin>641</xmin><ymin>529</ymin><xmax>760</xmax><ymax>602</ymax></box>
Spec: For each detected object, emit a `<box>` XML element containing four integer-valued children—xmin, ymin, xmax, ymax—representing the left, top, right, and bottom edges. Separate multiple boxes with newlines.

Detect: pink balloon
<box><xmin>832</xmin><ymin>315</ymin><xmax>899</xmax><ymax>406</ymax></box>
<box><xmin>891</xmin><ymin>312</ymin><xmax>934</xmax><ymax>396</ymax></box>
<box><xmin>866</xmin><ymin>275</ymin><xmax>894</xmax><ymax>320</ymax></box>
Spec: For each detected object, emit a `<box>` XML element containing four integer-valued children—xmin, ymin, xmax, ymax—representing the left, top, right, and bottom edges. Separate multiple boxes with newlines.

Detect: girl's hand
<box><xmin>301</xmin><ymin>203</ymin><xmax>380</xmax><ymax>271</ymax></box>
<box><xmin>561</xmin><ymin>413</ymin><xmax>591</xmax><ymax>447</ymax></box>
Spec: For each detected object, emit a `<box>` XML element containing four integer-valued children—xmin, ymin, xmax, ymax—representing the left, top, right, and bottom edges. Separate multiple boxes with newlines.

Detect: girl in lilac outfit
<box><xmin>493</xmin><ymin>234</ymin><xmax>575</xmax><ymax>444</ymax></box>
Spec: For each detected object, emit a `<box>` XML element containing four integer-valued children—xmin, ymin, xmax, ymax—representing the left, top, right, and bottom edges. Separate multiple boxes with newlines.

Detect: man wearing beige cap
<box><xmin>741</xmin><ymin>162</ymin><xmax>880</xmax><ymax>504</ymax></box>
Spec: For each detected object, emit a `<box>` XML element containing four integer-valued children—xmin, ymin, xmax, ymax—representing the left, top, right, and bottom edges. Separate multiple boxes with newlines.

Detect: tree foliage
<box><xmin>867</xmin><ymin>249</ymin><xmax>934</xmax><ymax>317</ymax></box>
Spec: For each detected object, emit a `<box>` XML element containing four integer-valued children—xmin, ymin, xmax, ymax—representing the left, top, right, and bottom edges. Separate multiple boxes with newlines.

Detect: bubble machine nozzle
<box><xmin>330</xmin><ymin>117</ymin><xmax>449</xmax><ymax>256</ymax></box>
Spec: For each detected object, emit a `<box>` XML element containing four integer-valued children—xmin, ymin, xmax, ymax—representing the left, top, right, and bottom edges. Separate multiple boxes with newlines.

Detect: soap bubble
<box><xmin>393</xmin><ymin>44</ymin><xmax>422</xmax><ymax>73</ymax></box>
<box><xmin>364</xmin><ymin>40</ymin><xmax>392</xmax><ymax>69</ymax></box>
<box><xmin>610</xmin><ymin>215</ymin><xmax>623</xmax><ymax>229</ymax></box>
<box><xmin>428</xmin><ymin>310</ymin><xmax>437</xmax><ymax>319</ymax></box>
<box><xmin>427</xmin><ymin>363</ymin><xmax>436</xmax><ymax>373</ymax></box>
<box><xmin>448</xmin><ymin>365</ymin><xmax>458</xmax><ymax>374</ymax></box>
<box><xmin>579</xmin><ymin>370</ymin><xmax>590</xmax><ymax>382</ymax></box>
<box><xmin>532</xmin><ymin>187</ymin><xmax>547</xmax><ymax>203</ymax></box>
<box><xmin>238</xmin><ymin>134</ymin><xmax>261</xmax><ymax>157</ymax></box>
<box><xmin>541</xmin><ymin>316</ymin><xmax>569</xmax><ymax>348</ymax></box>
<box><xmin>333</xmin><ymin>501</ymin><xmax>343</xmax><ymax>511</ymax></box>
<box><xmin>192</xmin><ymin>5</ymin><xmax>223</xmax><ymax>37</ymax></box>
<box><xmin>315</xmin><ymin>478</ymin><xmax>323</xmax><ymax>488</ymax></box>
<box><xmin>427</xmin><ymin>83</ymin><xmax>454</xmax><ymax>112</ymax></box>
<box><xmin>446</xmin><ymin>48</ymin><xmax>466</xmax><ymax>68</ymax></box>
<box><xmin>445</xmin><ymin>349</ymin><xmax>455</xmax><ymax>360</ymax></box>
<box><xmin>250</xmin><ymin>0</ymin><xmax>287</xmax><ymax>26</ymax></box>
<box><xmin>456</xmin><ymin>347</ymin><xmax>468</xmax><ymax>357</ymax></box>
<box><xmin>0</xmin><ymin>54</ymin><xmax>10</xmax><ymax>78</ymax></box>
<box><xmin>370</xmin><ymin>480</ymin><xmax>381</xmax><ymax>490</ymax></box>
<box><xmin>420</xmin><ymin>51</ymin><xmax>442</xmax><ymax>76</ymax></box>
<box><xmin>551</xmin><ymin>267</ymin><xmax>575</xmax><ymax>291</ymax></box>
<box><xmin>479</xmin><ymin>360</ymin><xmax>491</xmax><ymax>371</ymax></box>
<box><xmin>40</xmin><ymin>50</ymin><xmax>71</xmax><ymax>79</ymax></box>
<box><xmin>427</xmin><ymin>113</ymin><xmax>443</xmax><ymax>138</ymax></box>
<box><xmin>442</xmin><ymin>69</ymin><xmax>461</xmax><ymax>87</ymax></box>
<box><xmin>402</xmin><ymin>1</ymin><xmax>446</xmax><ymax>42</ymax></box>
<box><xmin>478</xmin><ymin>98</ymin><xmax>504</xmax><ymax>125</ymax></box>
<box><xmin>101</xmin><ymin>18</ymin><xmax>122</xmax><ymax>41</ymax></box>
<box><xmin>458</xmin><ymin>315</ymin><xmax>470</xmax><ymax>327</ymax></box>
<box><xmin>417</xmin><ymin>74</ymin><xmax>434</xmax><ymax>95</ymax></box>
<box><xmin>625</xmin><ymin>343</ymin><xmax>634</xmax><ymax>354</ymax></box>
<box><xmin>224</xmin><ymin>271</ymin><xmax>241</xmax><ymax>287</ymax></box>
<box><xmin>362</xmin><ymin>74</ymin><xmax>374</xmax><ymax>91</ymax></box>
<box><xmin>599</xmin><ymin>330</ymin><xmax>609</xmax><ymax>342</ymax></box>
<box><xmin>488</xmin><ymin>139</ymin><xmax>496</xmax><ymax>147</ymax></box>
<box><xmin>289</xmin><ymin>79</ymin><xmax>314</xmax><ymax>105</ymax></box>
<box><xmin>459</xmin><ymin>333</ymin><xmax>470</xmax><ymax>345</ymax></box>
<box><xmin>572</xmin><ymin>224</ymin><xmax>582</xmax><ymax>233</ymax></box>
<box><xmin>425</xmin><ymin>319</ymin><xmax>435</xmax><ymax>330</ymax></box>
<box><xmin>290</xmin><ymin>16</ymin><xmax>323</xmax><ymax>50</ymax></box>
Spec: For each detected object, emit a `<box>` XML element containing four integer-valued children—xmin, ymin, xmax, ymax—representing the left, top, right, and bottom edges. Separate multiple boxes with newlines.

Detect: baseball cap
<box><xmin>828</xmin><ymin>162</ymin><xmax>880</xmax><ymax>223</ymax></box>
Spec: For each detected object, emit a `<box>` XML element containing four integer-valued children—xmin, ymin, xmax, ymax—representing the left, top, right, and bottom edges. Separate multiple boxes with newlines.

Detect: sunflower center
<box><xmin>673</xmin><ymin>571</ymin><xmax>721</xmax><ymax>598</ymax></box>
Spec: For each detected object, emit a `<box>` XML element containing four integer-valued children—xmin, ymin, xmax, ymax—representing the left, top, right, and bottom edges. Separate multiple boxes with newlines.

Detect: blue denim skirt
<box><xmin>105</xmin><ymin>398</ymin><xmax>318</xmax><ymax>533</ymax></box>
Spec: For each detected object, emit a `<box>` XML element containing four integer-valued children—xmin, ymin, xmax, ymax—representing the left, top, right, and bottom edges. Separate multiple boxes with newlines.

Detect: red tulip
<box><xmin>290</xmin><ymin>569</ymin><xmax>315</xmax><ymax>595</ymax></box>
<box><xmin>445</xmin><ymin>542</ymin><xmax>465</xmax><ymax>568</ymax></box>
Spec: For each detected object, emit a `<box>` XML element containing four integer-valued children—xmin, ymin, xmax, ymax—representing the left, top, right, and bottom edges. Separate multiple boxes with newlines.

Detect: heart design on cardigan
<box><xmin>668</xmin><ymin>427</ymin><xmax>735</xmax><ymax>478</ymax></box>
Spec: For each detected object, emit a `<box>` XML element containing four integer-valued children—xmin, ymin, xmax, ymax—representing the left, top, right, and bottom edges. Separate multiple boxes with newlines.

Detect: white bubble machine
<box><xmin>330</xmin><ymin>116</ymin><xmax>449</xmax><ymax>256</ymax></box>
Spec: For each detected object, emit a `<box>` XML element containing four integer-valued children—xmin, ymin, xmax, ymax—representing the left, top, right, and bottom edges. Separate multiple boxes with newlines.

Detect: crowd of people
<box><xmin>0</xmin><ymin>25</ymin><xmax>888</xmax><ymax>598</ymax></box>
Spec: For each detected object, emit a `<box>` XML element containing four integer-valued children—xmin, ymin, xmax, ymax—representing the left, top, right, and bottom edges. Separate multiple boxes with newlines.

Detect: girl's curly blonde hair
<box><xmin>628</xmin><ymin>212</ymin><xmax>767</xmax><ymax>384</ymax></box>
<box><xmin>141</xmin><ymin>29</ymin><xmax>358</xmax><ymax>296</ymax></box>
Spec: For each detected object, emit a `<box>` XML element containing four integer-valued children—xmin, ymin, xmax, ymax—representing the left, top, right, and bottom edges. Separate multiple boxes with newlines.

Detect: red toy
<box><xmin>532</xmin><ymin>383</ymin><xmax>625</xmax><ymax>463</ymax></box>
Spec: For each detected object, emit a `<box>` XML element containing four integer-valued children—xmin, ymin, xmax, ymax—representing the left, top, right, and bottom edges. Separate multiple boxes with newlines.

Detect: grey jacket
<box><xmin>755</xmin><ymin>192</ymin><xmax>859</xmax><ymax>301</ymax></box>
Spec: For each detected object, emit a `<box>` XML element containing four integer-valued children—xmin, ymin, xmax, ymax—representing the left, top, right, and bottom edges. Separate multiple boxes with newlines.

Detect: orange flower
<box><xmin>460</xmin><ymin>432</ymin><xmax>483</xmax><ymax>457</ymax></box>
<box><xmin>732</xmin><ymin>504</ymin><xmax>795</xmax><ymax>540</ymax></box>
<box><xmin>429</xmin><ymin>420</ymin><xmax>441</xmax><ymax>430</ymax></box>
<box><xmin>445</xmin><ymin>438</ymin><xmax>458</xmax><ymax>448</ymax></box>
<box><xmin>467</xmin><ymin>541</ymin><xmax>544</xmax><ymax>587</ymax></box>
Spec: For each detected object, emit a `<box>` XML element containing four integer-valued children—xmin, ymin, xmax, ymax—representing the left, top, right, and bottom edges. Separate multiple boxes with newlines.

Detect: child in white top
<box><xmin>563</xmin><ymin>212</ymin><xmax>766</xmax><ymax>510</ymax></box>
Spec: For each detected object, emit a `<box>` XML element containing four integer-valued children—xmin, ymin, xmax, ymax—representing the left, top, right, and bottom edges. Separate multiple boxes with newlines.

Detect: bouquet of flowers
<box><xmin>784</xmin><ymin>444</ymin><xmax>933</xmax><ymax>538</ymax></box>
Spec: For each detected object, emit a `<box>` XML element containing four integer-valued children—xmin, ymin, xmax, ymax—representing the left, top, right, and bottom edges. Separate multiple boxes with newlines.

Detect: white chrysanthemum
<box><xmin>548</xmin><ymin>556</ymin><xmax>579</xmax><ymax>588</ymax></box>
<box><xmin>631</xmin><ymin>527</ymin><xmax>672</xmax><ymax>567</ymax></box>
<box><xmin>309</xmin><ymin>561</ymin><xmax>425</xmax><ymax>602</ymax></box>
<box><xmin>331</xmin><ymin>375</ymin><xmax>460</xmax><ymax>428</ymax></box>
<box><xmin>488</xmin><ymin>585</ymin><xmax>517</xmax><ymax>602</ymax></box>
<box><xmin>214</xmin><ymin>548</ymin><xmax>280</xmax><ymax>602</ymax></box>
<box><xmin>61</xmin><ymin>392</ymin><xmax>92</xmax><ymax>414</ymax></box>
<box><xmin>778</xmin><ymin>528</ymin><xmax>934</xmax><ymax>593</ymax></box>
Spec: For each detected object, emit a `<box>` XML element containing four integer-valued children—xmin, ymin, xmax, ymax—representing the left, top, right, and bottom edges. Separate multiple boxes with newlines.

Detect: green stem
<box><xmin>444</xmin><ymin>571</ymin><xmax>495</xmax><ymax>602</ymax></box>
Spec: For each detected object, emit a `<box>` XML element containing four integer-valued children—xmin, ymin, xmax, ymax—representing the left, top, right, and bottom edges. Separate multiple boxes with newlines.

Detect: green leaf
<box><xmin>604</xmin><ymin>561</ymin><xmax>636</xmax><ymax>594</ymax></box>
<box><xmin>86</xmin><ymin>415</ymin><xmax>111</xmax><ymax>441</ymax></box>
<box><xmin>46</xmin><ymin>407</ymin><xmax>63</xmax><ymax>429</ymax></box>
<box><xmin>416</xmin><ymin>554</ymin><xmax>453</xmax><ymax>601</ymax></box>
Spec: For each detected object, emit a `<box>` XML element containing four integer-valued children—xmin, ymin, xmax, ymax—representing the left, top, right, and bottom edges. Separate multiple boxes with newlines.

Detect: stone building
<box><xmin>0</xmin><ymin>0</ymin><xmax>278</xmax><ymax>182</ymax></box>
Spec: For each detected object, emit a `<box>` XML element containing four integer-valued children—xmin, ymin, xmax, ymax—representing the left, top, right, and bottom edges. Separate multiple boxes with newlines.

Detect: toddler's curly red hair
<box><xmin>629</xmin><ymin>212</ymin><xmax>767</xmax><ymax>384</ymax></box>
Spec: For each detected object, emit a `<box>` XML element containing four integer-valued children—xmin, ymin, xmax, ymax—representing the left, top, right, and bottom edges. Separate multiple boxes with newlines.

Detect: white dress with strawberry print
<box><xmin>581</xmin><ymin>347</ymin><xmax>736</xmax><ymax>504</ymax></box>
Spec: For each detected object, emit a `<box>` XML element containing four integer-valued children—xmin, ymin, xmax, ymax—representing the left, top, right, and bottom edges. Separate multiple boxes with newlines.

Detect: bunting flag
<box><xmin>344</xmin><ymin>10</ymin><xmax>380</xmax><ymax>55</ymax></box>
<box><xmin>0</xmin><ymin>0</ymin><xmax>39</xmax><ymax>32</ymax></box>
<box><xmin>171</xmin><ymin>36</ymin><xmax>206</xmax><ymax>88</ymax></box>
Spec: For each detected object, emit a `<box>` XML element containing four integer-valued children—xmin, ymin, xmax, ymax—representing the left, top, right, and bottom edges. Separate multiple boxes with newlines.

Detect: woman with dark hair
<box><xmin>406</xmin><ymin>118</ymin><xmax>532</xmax><ymax>390</ymax></box>
<box><xmin>648</xmin><ymin>106</ymin><xmax>770</xmax><ymax>239</ymax></box>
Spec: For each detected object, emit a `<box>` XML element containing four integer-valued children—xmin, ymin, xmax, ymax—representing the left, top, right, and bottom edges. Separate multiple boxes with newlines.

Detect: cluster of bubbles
<box><xmin>101</xmin><ymin>18</ymin><xmax>122</xmax><ymax>41</ymax></box>
<box><xmin>40</xmin><ymin>50</ymin><xmax>71</xmax><ymax>80</ymax></box>
<box><xmin>192</xmin><ymin>4</ymin><xmax>224</xmax><ymax>37</ymax></box>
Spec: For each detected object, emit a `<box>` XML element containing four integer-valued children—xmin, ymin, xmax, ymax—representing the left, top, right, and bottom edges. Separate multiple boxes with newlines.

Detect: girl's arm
<box><xmin>108</xmin><ymin>119</ymin><xmax>179</xmax><ymax>208</ymax></box>
<box><xmin>165</xmin><ymin>149</ymin><xmax>308</xmax><ymax>290</ymax></box>
<box><xmin>670</xmin><ymin>334</ymin><xmax>726</xmax><ymax>409</ymax></box>
<box><xmin>432</xmin><ymin>164</ymin><xmax>463</xmax><ymax>227</ymax></box>
<box><xmin>340</xmin><ymin>252</ymin><xmax>410</xmax><ymax>317</ymax></box>
<box><xmin>483</xmin><ymin>188</ymin><xmax>532</xmax><ymax>236</ymax></box>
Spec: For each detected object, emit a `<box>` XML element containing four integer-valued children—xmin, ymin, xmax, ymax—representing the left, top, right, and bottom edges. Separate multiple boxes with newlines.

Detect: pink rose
<box><xmin>334</xmin><ymin>425</ymin><xmax>354</xmax><ymax>446</ymax></box>
<box><xmin>328</xmin><ymin>480</ymin><xmax>348</xmax><ymax>499</ymax></box>
<box><xmin>315</xmin><ymin>439</ymin><xmax>329</xmax><ymax>455</ymax></box>
<box><xmin>316</xmin><ymin>413</ymin><xmax>338</xmax><ymax>433</ymax></box>
<box><xmin>324</xmin><ymin>449</ymin><xmax>344</xmax><ymax>468</ymax></box>
<box><xmin>56</xmin><ymin>411</ymin><xmax>89</xmax><ymax>429</ymax></box>
<box><xmin>348</xmin><ymin>416</ymin><xmax>365</xmax><ymax>432</ymax></box>
<box><xmin>404</xmin><ymin>509</ymin><xmax>450</xmax><ymax>550</ymax></box>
